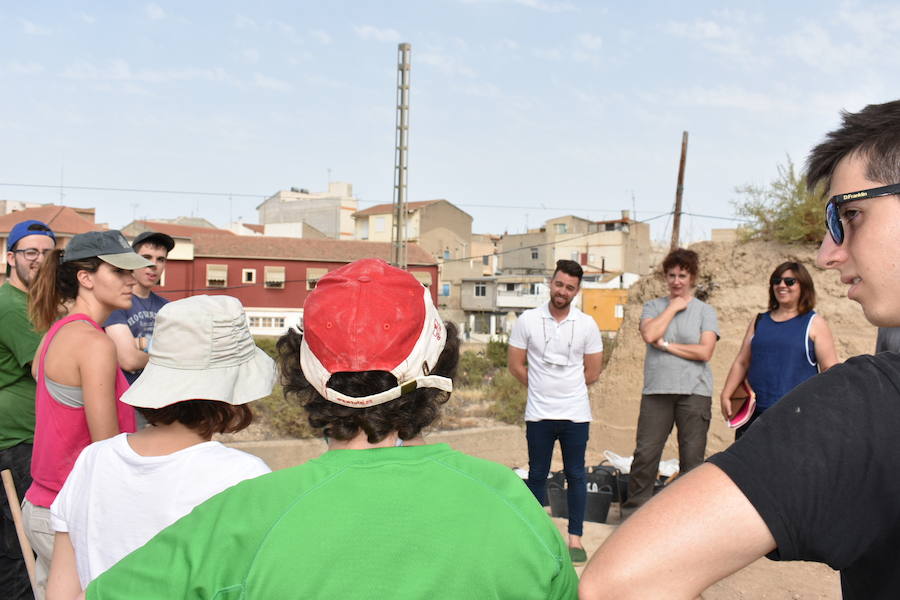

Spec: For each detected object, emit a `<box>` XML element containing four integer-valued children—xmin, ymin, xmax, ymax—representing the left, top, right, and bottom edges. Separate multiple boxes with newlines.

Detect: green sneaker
<box><xmin>568</xmin><ymin>546</ymin><xmax>587</xmax><ymax>565</ymax></box>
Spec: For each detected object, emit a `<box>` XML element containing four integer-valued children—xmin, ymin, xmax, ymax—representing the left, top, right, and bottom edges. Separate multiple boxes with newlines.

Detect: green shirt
<box><xmin>0</xmin><ymin>282</ymin><xmax>41</xmax><ymax>449</ymax></box>
<box><xmin>88</xmin><ymin>443</ymin><xmax>577</xmax><ymax>599</ymax></box>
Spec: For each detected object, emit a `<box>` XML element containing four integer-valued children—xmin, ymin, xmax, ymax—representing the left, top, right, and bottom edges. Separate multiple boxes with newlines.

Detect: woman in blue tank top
<box><xmin>720</xmin><ymin>261</ymin><xmax>838</xmax><ymax>439</ymax></box>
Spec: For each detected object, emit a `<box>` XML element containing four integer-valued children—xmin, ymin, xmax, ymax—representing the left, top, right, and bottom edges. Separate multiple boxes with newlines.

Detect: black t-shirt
<box><xmin>708</xmin><ymin>352</ymin><xmax>900</xmax><ymax>600</ymax></box>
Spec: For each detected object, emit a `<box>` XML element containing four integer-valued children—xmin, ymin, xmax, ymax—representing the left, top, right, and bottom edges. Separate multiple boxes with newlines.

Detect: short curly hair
<box><xmin>661</xmin><ymin>248</ymin><xmax>699</xmax><ymax>278</ymax></box>
<box><xmin>275</xmin><ymin>322</ymin><xmax>460</xmax><ymax>443</ymax></box>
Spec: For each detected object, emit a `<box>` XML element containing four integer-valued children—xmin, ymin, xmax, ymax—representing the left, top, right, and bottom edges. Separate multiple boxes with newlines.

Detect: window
<box><xmin>605</xmin><ymin>222</ymin><xmax>616</xmax><ymax>231</ymax></box>
<box><xmin>475</xmin><ymin>283</ymin><xmax>486</xmax><ymax>297</ymax></box>
<box><xmin>264</xmin><ymin>266</ymin><xmax>286</xmax><ymax>289</ymax></box>
<box><xmin>306</xmin><ymin>268</ymin><xmax>327</xmax><ymax>291</ymax></box>
<box><xmin>206</xmin><ymin>264</ymin><xmax>227</xmax><ymax>288</ymax></box>
<box><xmin>555</xmin><ymin>223</ymin><xmax>567</xmax><ymax>234</ymax></box>
<box><xmin>571</xmin><ymin>251</ymin><xmax>580</xmax><ymax>261</ymax></box>
<box><xmin>439</xmin><ymin>283</ymin><xmax>450</xmax><ymax>297</ymax></box>
<box><xmin>242</xmin><ymin>269</ymin><xmax>256</xmax><ymax>284</ymax></box>
<box><xmin>530</xmin><ymin>247</ymin><xmax>539</xmax><ymax>260</ymax></box>
<box><xmin>615</xmin><ymin>305</ymin><xmax>624</xmax><ymax>319</ymax></box>
<box><xmin>505</xmin><ymin>283</ymin><xmax>515</xmax><ymax>292</ymax></box>
<box><xmin>529</xmin><ymin>283</ymin><xmax>539</xmax><ymax>295</ymax></box>
<box><xmin>375</xmin><ymin>216</ymin><xmax>385</xmax><ymax>233</ymax></box>
<box><xmin>443</xmin><ymin>249</ymin><xmax>451</xmax><ymax>260</ymax></box>
<box><xmin>249</xmin><ymin>316</ymin><xmax>286</xmax><ymax>329</ymax></box>
<box><xmin>482</xmin><ymin>255</ymin><xmax>489</xmax><ymax>266</ymax></box>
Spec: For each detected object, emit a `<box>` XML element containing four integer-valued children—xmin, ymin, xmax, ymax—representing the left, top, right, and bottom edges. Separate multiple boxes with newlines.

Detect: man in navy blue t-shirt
<box><xmin>105</xmin><ymin>231</ymin><xmax>174</xmax><ymax>385</ymax></box>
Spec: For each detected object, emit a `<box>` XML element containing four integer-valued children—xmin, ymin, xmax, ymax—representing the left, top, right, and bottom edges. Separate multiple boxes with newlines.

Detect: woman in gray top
<box><xmin>621</xmin><ymin>248</ymin><xmax>719</xmax><ymax>517</ymax></box>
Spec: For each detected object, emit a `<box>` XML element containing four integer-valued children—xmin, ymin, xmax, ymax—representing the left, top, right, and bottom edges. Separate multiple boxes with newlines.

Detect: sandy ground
<box><xmin>226</xmin><ymin>240</ymin><xmax>869</xmax><ymax>598</ymax></box>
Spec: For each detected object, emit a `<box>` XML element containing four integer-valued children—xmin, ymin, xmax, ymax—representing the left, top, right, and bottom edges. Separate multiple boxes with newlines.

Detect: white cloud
<box><xmin>21</xmin><ymin>19</ymin><xmax>51</xmax><ymax>36</ymax></box>
<box><xmin>310</xmin><ymin>29</ymin><xmax>331</xmax><ymax>44</ymax></box>
<box><xmin>242</xmin><ymin>48</ymin><xmax>261</xmax><ymax>64</ymax></box>
<box><xmin>498</xmin><ymin>38</ymin><xmax>519</xmax><ymax>51</ymax></box>
<box><xmin>233</xmin><ymin>15</ymin><xmax>258</xmax><ymax>30</ymax></box>
<box><xmin>354</xmin><ymin>25</ymin><xmax>401</xmax><ymax>42</ymax></box>
<box><xmin>662</xmin><ymin>15</ymin><xmax>764</xmax><ymax>67</ymax></box>
<box><xmin>79</xmin><ymin>13</ymin><xmax>96</xmax><ymax>25</ymax></box>
<box><xmin>6</xmin><ymin>61</ymin><xmax>44</xmax><ymax>75</ymax></box>
<box><xmin>459</xmin><ymin>0</ymin><xmax>575</xmax><ymax>13</ymax></box>
<box><xmin>62</xmin><ymin>59</ymin><xmax>230</xmax><ymax>84</ymax></box>
<box><xmin>418</xmin><ymin>52</ymin><xmax>476</xmax><ymax>77</ymax></box>
<box><xmin>576</xmin><ymin>33</ymin><xmax>602</xmax><ymax>50</ymax></box>
<box><xmin>532</xmin><ymin>47</ymin><xmax>563</xmax><ymax>60</ymax></box>
<box><xmin>145</xmin><ymin>3</ymin><xmax>166</xmax><ymax>21</ymax></box>
<box><xmin>253</xmin><ymin>73</ymin><xmax>292</xmax><ymax>92</ymax></box>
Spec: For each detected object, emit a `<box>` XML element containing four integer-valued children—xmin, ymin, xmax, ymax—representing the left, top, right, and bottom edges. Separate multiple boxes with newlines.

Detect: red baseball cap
<box><xmin>299</xmin><ymin>258</ymin><xmax>452</xmax><ymax>407</ymax></box>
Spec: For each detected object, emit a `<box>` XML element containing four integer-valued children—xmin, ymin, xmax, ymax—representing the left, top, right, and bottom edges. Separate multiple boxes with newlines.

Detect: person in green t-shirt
<box><xmin>86</xmin><ymin>258</ymin><xmax>577</xmax><ymax>600</ymax></box>
<box><xmin>1</xmin><ymin>219</ymin><xmax>56</xmax><ymax>600</ymax></box>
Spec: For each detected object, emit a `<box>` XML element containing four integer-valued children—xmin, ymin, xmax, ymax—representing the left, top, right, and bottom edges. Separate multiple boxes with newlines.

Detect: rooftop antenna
<box><xmin>391</xmin><ymin>43</ymin><xmax>411</xmax><ymax>269</ymax></box>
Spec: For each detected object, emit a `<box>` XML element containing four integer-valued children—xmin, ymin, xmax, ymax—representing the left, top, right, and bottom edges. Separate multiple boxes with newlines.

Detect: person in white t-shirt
<box><xmin>45</xmin><ymin>295</ymin><xmax>276</xmax><ymax>597</ymax></box>
<box><xmin>508</xmin><ymin>259</ymin><xmax>603</xmax><ymax>565</ymax></box>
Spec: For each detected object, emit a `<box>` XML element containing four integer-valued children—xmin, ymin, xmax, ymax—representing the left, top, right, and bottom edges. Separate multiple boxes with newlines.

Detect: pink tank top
<box><xmin>26</xmin><ymin>314</ymin><xmax>136</xmax><ymax>507</ymax></box>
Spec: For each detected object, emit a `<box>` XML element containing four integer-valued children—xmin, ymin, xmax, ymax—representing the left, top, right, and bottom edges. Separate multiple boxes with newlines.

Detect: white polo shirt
<box><xmin>508</xmin><ymin>303</ymin><xmax>603</xmax><ymax>422</ymax></box>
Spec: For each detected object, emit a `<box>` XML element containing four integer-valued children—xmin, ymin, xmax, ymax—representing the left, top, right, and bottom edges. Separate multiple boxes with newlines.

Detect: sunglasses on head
<box><xmin>771</xmin><ymin>276</ymin><xmax>797</xmax><ymax>287</ymax></box>
<box><xmin>825</xmin><ymin>182</ymin><xmax>900</xmax><ymax>245</ymax></box>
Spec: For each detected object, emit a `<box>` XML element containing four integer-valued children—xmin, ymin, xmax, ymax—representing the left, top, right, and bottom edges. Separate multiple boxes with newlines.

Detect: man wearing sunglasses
<box><xmin>1</xmin><ymin>220</ymin><xmax>56</xmax><ymax>600</ymax></box>
<box><xmin>580</xmin><ymin>100</ymin><xmax>900</xmax><ymax>600</ymax></box>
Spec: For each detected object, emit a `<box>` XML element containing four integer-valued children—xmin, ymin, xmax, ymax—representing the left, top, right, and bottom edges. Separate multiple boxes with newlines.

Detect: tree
<box><xmin>733</xmin><ymin>157</ymin><xmax>827</xmax><ymax>243</ymax></box>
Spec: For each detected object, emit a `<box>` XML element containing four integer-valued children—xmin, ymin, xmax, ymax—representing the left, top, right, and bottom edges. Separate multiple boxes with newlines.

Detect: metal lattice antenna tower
<box><xmin>391</xmin><ymin>43</ymin><xmax>411</xmax><ymax>268</ymax></box>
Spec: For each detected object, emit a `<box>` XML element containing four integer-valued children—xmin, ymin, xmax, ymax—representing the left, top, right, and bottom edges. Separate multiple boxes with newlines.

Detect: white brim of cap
<box><xmin>121</xmin><ymin>346</ymin><xmax>275</xmax><ymax>408</ymax></box>
<box><xmin>98</xmin><ymin>252</ymin><xmax>153</xmax><ymax>270</ymax></box>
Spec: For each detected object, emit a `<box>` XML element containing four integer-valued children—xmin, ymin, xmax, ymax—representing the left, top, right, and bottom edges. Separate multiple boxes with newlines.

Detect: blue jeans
<box><xmin>525</xmin><ymin>420</ymin><xmax>589</xmax><ymax>537</ymax></box>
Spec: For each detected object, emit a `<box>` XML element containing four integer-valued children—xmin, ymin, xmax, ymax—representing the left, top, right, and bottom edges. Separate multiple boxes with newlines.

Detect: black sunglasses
<box><xmin>825</xmin><ymin>182</ymin><xmax>900</xmax><ymax>245</ymax></box>
<box><xmin>771</xmin><ymin>276</ymin><xmax>797</xmax><ymax>287</ymax></box>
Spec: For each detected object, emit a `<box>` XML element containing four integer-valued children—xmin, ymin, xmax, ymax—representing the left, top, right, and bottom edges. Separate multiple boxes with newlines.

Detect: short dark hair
<box><xmin>137</xmin><ymin>400</ymin><xmax>254</xmax><ymax>439</ymax></box>
<box><xmin>661</xmin><ymin>248</ymin><xmax>699</xmax><ymax>278</ymax></box>
<box><xmin>553</xmin><ymin>259</ymin><xmax>583</xmax><ymax>283</ymax></box>
<box><xmin>133</xmin><ymin>241</ymin><xmax>170</xmax><ymax>256</ymax></box>
<box><xmin>806</xmin><ymin>100</ymin><xmax>900</xmax><ymax>192</ymax></box>
<box><xmin>275</xmin><ymin>322</ymin><xmax>460</xmax><ymax>444</ymax></box>
<box><xmin>768</xmin><ymin>261</ymin><xmax>816</xmax><ymax>314</ymax></box>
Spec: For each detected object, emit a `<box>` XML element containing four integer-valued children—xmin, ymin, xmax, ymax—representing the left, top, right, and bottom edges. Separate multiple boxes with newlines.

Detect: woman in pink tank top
<box><xmin>22</xmin><ymin>230</ymin><xmax>150</xmax><ymax>599</ymax></box>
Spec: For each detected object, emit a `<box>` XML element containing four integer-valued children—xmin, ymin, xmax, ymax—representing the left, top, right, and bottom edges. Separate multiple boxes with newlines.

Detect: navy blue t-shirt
<box><xmin>104</xmin><ymin>292</ymin><xmax>168</xmax><ymax>384</ymax></box>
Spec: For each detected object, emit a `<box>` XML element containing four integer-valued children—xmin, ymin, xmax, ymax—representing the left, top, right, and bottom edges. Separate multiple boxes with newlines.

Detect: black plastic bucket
<box><xmin>548</xmin><ymin>483</ymin><xmax>568</xmax><ymax>518</ymax></box>
<box><xmin>584</xmin><ymin>483</ymin><xmax>614</xmax><ymax>523</ymax></box>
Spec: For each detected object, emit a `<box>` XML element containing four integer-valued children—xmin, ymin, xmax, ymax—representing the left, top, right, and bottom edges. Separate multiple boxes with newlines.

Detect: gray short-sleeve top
<box><xmin>641</xmin><ymin>296</ymin><xmax>719</xmax><ymax>396</ymax></box>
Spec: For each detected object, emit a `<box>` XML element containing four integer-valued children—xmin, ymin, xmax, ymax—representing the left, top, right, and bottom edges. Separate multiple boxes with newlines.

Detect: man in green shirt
<box><xmin>1</xmin><ymin>219</ymin><xmax>56</xmax><ymax>600</ymax></box>
<box><xmin>86</xmin><ymin>259</ymin><xmax>577</xmax><ymax>599</ymax></box>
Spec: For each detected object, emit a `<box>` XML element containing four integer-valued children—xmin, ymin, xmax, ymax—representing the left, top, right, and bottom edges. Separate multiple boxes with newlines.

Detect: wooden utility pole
<box><xmin>391</xmin><ymin>43</ymin><xmax>411</xmax><ymax>268</ymax></box>
<box><xmin>670</xmin><ymin>131</ymin><xmax>689</xmax><ymax>250</ymax></box>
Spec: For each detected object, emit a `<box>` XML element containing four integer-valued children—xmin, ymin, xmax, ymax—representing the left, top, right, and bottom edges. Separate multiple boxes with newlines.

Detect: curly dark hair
<box><xmin>137</xmin><ymin>400</ymin><xmax>254</xmax><ymax>440</ymax></box>
<box><xmin>276</xmin><ymin>322</ymin><xmax>460</xmax><ymax>444</ymax></box>
<box><xmin>661</xmin><ymin>247</ymin><xmax>699</xmax><ymax>278</ymax></box>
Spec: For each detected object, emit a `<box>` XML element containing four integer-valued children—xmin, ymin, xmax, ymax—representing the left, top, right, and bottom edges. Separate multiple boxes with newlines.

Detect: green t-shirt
<box><xmin>88</xmin><ymin>443</ymin><xmax>577</xmax><ymax>599</ymax></box>
<box><xmin>0</xmin><ymin>282</ymin><xmax>41</xmax><ymax>449</ymax></box>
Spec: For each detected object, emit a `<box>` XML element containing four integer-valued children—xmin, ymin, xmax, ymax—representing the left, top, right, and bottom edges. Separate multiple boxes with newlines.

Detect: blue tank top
<box><xmin>747</xmin><ymin>311</ymin><xmax>818</xmax><ymax>410</ymax></box>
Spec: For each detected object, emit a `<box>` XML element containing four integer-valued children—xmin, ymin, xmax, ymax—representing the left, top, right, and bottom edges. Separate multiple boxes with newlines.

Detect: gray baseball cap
<box><xmin>63</xmin><ymin>230</ymin><xmax>153</xmax><ymax>270</ymax></box>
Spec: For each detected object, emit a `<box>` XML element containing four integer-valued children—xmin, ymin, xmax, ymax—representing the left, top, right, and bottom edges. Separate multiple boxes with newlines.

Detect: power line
<box><xmin>0</xmin><ymin>180</ymin><xmax>709</xmax><ymax>218</ymax></box>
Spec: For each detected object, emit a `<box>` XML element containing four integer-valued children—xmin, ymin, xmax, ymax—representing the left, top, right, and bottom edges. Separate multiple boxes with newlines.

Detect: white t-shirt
<box><xmin>50</xmin><ymin>433</ymin><xmax>271</xmax><ymax>588</ymax></box>
<box><xmin>508</xmin><ymin>303</ymin><xmax>603</xmax><ymax>422</ymax></box>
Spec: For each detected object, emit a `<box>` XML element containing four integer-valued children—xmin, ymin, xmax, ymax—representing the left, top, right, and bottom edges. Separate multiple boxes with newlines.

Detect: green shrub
<box><xmin>485</xmin><ymin>338</ymin><xmax>508</xmax><ymax>368</ymax></box>
<box><xmin>486</xmin><ymin>370</ymin><xmax>526</xmax><ymax>424</ymax></box>
<box><xmin>457</xmin><ymin>350</ymin><xmax>491</xmax><ymax>388</ymax></box>
<box><xmin>253</xmin><ymin>335</ymin><xmax>280</xmax><ymax>359</ymax></box>
<box><xmin>254</xmin><ymin>384</ymin><xmax>317</xmax><ymax>439</ymax></box>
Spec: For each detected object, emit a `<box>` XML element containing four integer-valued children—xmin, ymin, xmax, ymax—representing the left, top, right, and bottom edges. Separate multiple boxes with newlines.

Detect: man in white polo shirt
<box><xmin>508</xmin><ymin>259</ymin><xmax>603</xmax><ymax>565</ymax></box>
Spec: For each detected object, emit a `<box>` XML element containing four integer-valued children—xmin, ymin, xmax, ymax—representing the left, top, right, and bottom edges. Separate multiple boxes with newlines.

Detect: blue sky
<box><xmin>1</xmin><ymin>1</ymin><xmax>898</xmax><ymax>241</ymax></box>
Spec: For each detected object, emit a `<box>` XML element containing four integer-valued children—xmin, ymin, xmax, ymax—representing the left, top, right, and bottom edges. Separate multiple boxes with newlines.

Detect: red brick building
<box><xmin>156</xmin><ymin>233</ymin><xmax>438</xmax><ymax>335</ymax></box>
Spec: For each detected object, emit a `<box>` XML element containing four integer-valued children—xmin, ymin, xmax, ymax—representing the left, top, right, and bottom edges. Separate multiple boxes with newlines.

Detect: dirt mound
<box><xmin>587</xmin><ymin>239</ymin><xmax>876</xmax><ymax>460</ymax></box>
